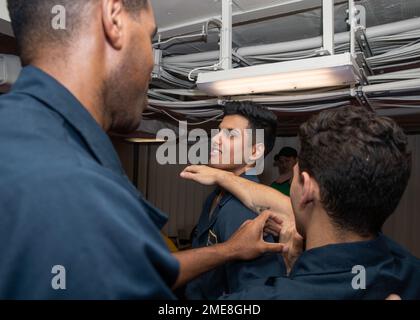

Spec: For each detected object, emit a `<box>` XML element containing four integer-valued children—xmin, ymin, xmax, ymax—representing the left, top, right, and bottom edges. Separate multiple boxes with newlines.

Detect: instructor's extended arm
<box><xmin>171</xmin><ymin>211</ymin><xmax>288</xmax><ymax>289</ymax></box>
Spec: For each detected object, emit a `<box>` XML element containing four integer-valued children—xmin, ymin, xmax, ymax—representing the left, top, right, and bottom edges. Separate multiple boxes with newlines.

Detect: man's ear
<box><xmin>300</xmin><ymin>171</ymin><xmax>316</xmax><ymax>207</ymax></box>
<box><xmin>102</xmin><ymin>0</ymin><xmax>124</xmax><ymax>50</ymax></box>
<box><xmin>249</xmin><ymin>143</ymin><xmax>265</xmax><ymax>162</ymax></box>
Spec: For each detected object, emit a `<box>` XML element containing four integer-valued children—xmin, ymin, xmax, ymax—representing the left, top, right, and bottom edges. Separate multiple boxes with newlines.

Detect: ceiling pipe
<box><xmin>164</xmin><ymin>17</ymin><xmax>420</xmax><ymax>64</ymax></box>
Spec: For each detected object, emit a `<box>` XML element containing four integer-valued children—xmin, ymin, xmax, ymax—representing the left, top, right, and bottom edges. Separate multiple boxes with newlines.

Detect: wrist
<box><xmin>217</xmin><ymin>241</ymin><xmax>237</xmax><ymax>262</ymax></box>
<box><xmin>217</xmin><ymin>170</ymin><xmax>233</xmax><ymax>186</ymax></box>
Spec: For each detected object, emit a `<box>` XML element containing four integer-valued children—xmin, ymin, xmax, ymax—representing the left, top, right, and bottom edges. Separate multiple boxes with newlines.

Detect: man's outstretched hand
<box><xmin>181</xmin><ymin>165</ymin><xmax>229</xmax><ymax>186</ymax></box>
<box><xmin>224</xmin><ymin>211</ymin><xmax>289</xmax><ymax>261</ymax></box>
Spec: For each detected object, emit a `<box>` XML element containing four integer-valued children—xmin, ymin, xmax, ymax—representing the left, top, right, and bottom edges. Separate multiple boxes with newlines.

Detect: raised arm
<box><xmin>181</xmin><ymin>165</ymin><xmax>292</xmax><ymax>216</ymax></box>
<box><xmin>180</xmin><ymin>165</ymin><xmax>303</xmax><ymax>273</ymax></box>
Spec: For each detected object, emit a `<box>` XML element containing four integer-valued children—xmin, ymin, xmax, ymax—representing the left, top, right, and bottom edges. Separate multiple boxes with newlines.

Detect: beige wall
<box><xmin>113</xmin><ymin>134</ymin><xmax>420</xmax><ymax>257</ymax></box>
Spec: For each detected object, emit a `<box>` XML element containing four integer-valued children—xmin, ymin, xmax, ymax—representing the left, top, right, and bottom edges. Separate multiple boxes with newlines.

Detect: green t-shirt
<box><xmin>271</xmin><ymin>180</ymin><xmax>291</xmax><ymax>196</ymax></box>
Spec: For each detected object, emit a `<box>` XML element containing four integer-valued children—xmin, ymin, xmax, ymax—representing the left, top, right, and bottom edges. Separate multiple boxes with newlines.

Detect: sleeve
<box><xmin>217</xmin><ymin>201</ymin><xmax>287</xmax><ymax>294</ymax></box>
<box><xmin>1</xmin><ymin>166</ymin><xmax>179</xmax><ymax>299</ymax></box>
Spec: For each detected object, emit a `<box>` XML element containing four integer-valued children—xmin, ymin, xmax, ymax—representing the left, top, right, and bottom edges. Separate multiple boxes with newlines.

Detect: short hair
<box><xmin>224</xmin><ymin>101</ymin><xmax>278</xmax><ymax>157</ymax></box>
<box><xmin>298</xmin><ymin>106</ymin><xmax>411</xmax><ymax>236</ymax></box>
<box><xmin>7</xmin><ymin>0</ymin><xmax>148</xmax><ymax>65</ymax></box>
<box><xmin>274</xmin><ymin>147</ymin><xmax>298</xmax><ymax>161</ymax></box>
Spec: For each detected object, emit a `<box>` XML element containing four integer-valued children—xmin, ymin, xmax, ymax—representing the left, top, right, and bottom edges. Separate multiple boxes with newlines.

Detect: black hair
<box><xmin>274</xmin><ymin>147</ymin><xmax>298</xmax><ymax>161</ymax></box>
<box><xmin>224</xmin><ymin>101</ymin><xmax>278</xmax><ymax>157</ymax></box>
<box><xmin>298</xmin><ymin>106</ymin><xmax>411</xmax><ymax>236</ymax></box>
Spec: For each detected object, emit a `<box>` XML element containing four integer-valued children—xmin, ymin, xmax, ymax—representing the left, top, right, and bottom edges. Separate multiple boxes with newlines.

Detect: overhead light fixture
<box><xmin>125</xmin><ymin>138</ymin><xmax>166</xmax><ymax>144</ymax></box>
<box><xmin>0</xmin><ymin>54</ymin><xmax>22</xmax><ymax>88</ymax></box>
<box><xmin>197</xmin><ymin>53</ymin><xmax>362</xmax><ymax>96</ymax></box>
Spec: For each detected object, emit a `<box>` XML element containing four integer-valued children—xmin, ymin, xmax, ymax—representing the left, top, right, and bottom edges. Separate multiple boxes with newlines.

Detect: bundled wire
<box><xmin>146</xmin><ymin>19</ymin><xmax>420</xmax><ymax>123</ymax></box>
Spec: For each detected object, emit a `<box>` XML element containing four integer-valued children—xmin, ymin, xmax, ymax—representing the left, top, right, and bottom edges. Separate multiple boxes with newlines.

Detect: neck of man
<box><xmin>31</xmin><ymin>44</ymin><xmax>110</xmax><ymax>131</ymax></box>
<box><xmin>304</xmin><ymin>206</ymin><xmax>376</xmax><ymax>251</ymax></box>
<box><xmin>276</xmin><ymin>171</ymin><xmax>292</xmax><ymax>184</ymax></box>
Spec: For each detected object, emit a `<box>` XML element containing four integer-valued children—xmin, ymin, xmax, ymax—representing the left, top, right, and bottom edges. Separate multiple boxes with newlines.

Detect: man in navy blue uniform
<box><xmin>182</xmin><ymin>106</ymin><xmax>420</xmax><ymax>299</ymax></box>
<box><xmin>0</xmin><ymin>0</ymin><xmax>286</xmax><ymax>299</ymax></box>
<box><xmin>185</xmin><ymin>102</ymin><xmax>287</xmax><ymax>299</ymax></box>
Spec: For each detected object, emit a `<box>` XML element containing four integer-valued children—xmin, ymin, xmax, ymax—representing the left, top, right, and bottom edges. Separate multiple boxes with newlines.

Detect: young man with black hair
<box><xmin>185</xmin><ymin>101</ymin><xmax>288</xmax><ymax>299</ymax></box>
<box><xmin>182</xmin><ymin>106</ymin><xmax>420</xmax><ymax>299</ymax></box>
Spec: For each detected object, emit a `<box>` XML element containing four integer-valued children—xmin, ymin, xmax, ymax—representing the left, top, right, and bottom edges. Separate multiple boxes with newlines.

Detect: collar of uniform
<box><xmin>218</xmin><ymin>169</ymin><xmax>260</xmax><ymax>207</ymax></box>
<box><xmin>12</xmin><ymin>66</ymin><xmax>124</xmax><ymax>175</ymax></box>
<box><xmin>289</xmin><ymin>234</ymin><xmax>392</xmax><ymax>278</ymax></box>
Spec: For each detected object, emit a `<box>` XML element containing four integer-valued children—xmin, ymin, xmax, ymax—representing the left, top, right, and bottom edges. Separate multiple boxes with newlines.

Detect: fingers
<box><xmin>262</xmin><ymin>216</ymin><xmax>283</xmax><ymax>237</ymax></box>
<box><xmin>264</xmin><ymin>210</ymin><xmax>283</xmax><ymax>222</ymax></box>
<box><xmin>240</xmin><ymin>220</ymin><xmax>252</xmax><ymax>229</ymax></box>
<box><xmin>263</xmin><ymin>221</ymin><xmax>282</xmax><ymax>237</ymax></box>
<box><xmin>264</xmin><ymin>227</ymin><xmax>280</xmax><ymax>237</ymax></box>
<box><xmin>180</xmin><ymin>165</ymin><xmax>206</xmax><ymax>180</ymax></box>
<box><xmin>262</xmin><ymin>242</ymin><xmax>289</xmax><ymax>254</ymax></box>
<box><xmin>180</xmin><ymin>171</ymin><xmax>194</xmax><ymax>180</ymax></box>
<box><xmin>256</xmin><ymin>210</ymin><xmax>276</xmax><ymax>227</ymax></box>
<box><xmin>182</xmin><ymin>165</ymin><xmax>199</xmax><ymax>173</ymax></box>
<box><xmin>260</xmin><ymin>210</ymin><xmax>287</xmax><ymax>226</ymax></box>
<box><xmin>265</xmin><ymin>219</ymin><xmax>282</xmax><ymax>232</ymax></box>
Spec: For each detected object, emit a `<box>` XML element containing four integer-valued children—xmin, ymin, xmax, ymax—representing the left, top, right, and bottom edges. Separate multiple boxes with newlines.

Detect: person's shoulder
<box><xmin>8</xmin><ymin>162</ymin><xmax>160</xmax><ymax>239</ymax></box>
<box><xmin>215</xmin><ymin>193</ymin><xmax>259</xmax><ymax>231</ymax></box>
<box><xmin>220</xmin><ymin>194</ymin><xmax>258</xmax><ymax>220</ymax></box>
<box><xmin>0</xmin><ymin>91</ymin><xmax>88</xmax><ymax>164</ymax></box>
<box><xmin>383</xmin><ymin>235</ymin><xmax>415</xmax><ymax>257</ymax></box>
<box><xmin>383</xmin><ymin>235</ymin><xmax>420</xmax><ymax>269</ymax></box>
<box><xmin>14</xmin><ymin>162</ymin><xmax>135</xmax><ymax>210</ymax></box>
<box><xmin>43</xmin><ymin>162</ymin><xmax>128</xmax><ymax>191</ymax></box>
<box><xmin>215</xmin><ymin>195</ymin><xmax>259</xmax><ymax>240</ymax></box>
<box><xmin>0</xmin><ymin>91</ymin><xmax>64</xmax><ymax>128</ymax></box>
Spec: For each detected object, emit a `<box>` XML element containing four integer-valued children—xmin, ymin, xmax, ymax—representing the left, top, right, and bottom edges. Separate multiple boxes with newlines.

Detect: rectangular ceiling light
<box><xmin>0</xmin><ymin>54</ymin><xmax>22</xmax><ymax>86</ymax></box>
<box><xmin>126</xmin><ymin>138</ymin><xmax>166</xmax><ymax>144</ymax></box>
<box><xmin>197</xmin><ymin>53</ymin><xmax>362</xmax><ymax>96</ymax></box>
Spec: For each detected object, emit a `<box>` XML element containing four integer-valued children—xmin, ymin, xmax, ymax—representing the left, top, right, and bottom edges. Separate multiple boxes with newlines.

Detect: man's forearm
<box><xmin>216</xmin><ymin>170</ymin><xmax>292</xmax><ymax>216</ymax></box>
<box><xmin>216</xmin><ymin>171</ymin><xmax>303</xmax><ymax>273</ymax></box>
<box><xmin>172</xmin><ymin>243</ymin><xmax>235</xmax><ymax>289</ymax></box>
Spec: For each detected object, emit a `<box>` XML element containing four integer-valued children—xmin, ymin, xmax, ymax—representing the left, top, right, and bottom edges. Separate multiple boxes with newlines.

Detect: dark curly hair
<box><xmin>224</xmin><ymin>101</ymin><xmax>278</xmax><ymax>157</ymax></box>
<box><xmin>298</xmin><ymin>106</ymin><xmax>411</xmax><ymax>236</ymax></box>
